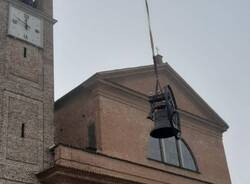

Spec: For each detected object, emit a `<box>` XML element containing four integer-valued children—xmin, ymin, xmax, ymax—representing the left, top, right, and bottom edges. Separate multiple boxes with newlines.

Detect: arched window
<box><xmin>148</xmin><ymin>137</ymin><xmax>198</xmax><ymax>171</ymax></box>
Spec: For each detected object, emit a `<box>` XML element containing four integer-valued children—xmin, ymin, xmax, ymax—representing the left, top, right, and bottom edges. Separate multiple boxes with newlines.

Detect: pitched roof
<box><xmin>55</xmin><ymin>63</ymin><xmax>229</xmax><ymax>132</ymax></box>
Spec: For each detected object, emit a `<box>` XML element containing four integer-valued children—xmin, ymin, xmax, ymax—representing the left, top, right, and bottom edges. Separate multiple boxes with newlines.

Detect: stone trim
<box><xmin>55</xmin><ymin>64</ymin><xmax>229</xmax><ymax>133</ymax></box>
<box><xmin>55</xmin><ymin>77</ymin><xmax>227</xmax><ymax>133</ymax></box>
<box><xmin>37</xmin><ymin>145</ymin><xmax>215</xmax><ymax>184</ymax></box>
<box><xmin>179</xmin><ymin>110</ymin><xmax>227</xmax><ymax>133</ymax></box>
<box><xmin>37</xmin><ymin>165</ymin><xmax>146</xmax><ymax>184</ymax></box>
<box><xmin>4</xmin><ymin>0</ymin><xmax>57</xmax><ymax>24</ymax></box>
<box><xmin>99</xmin><ymin>63</ymin><xmax>228</xmax><ymax>129</ymax></box>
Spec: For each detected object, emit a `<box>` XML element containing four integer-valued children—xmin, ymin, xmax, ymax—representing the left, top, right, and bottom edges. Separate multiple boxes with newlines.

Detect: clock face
<box><xmin>8</xmin><ymin>5</ymin><xmax>43</xmax><ymax>48</ymax></box>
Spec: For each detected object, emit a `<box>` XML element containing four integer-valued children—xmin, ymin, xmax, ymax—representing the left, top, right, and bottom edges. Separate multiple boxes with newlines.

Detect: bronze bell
<box><xmin>148</xmin><ymin>86</ymin><xmax>181</xmax><ymax>139</ymax></box>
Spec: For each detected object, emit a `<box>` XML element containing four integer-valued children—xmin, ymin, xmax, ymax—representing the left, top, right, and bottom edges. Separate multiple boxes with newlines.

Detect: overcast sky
<box><xmin>53</xmin><ymin>1</ymin><xmax>250</xmax><ymax>183</ymax></box>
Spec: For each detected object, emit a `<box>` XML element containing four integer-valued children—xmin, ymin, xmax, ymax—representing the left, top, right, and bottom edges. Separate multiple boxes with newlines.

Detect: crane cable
<box><xmin>145</xmin><ymin>0</ymin><xmax>163</xmax><ymax>94</ymax></box>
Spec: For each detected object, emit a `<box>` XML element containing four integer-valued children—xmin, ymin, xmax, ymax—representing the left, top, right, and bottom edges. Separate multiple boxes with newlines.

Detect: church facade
<box><xmin>0</xmin><ymin>0</ymin><xmax>231</xmax><ymax>184</ymax></box>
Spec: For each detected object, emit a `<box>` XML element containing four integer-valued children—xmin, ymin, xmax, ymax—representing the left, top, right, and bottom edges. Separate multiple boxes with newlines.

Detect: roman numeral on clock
<box><xmin>24</xmin><ymin>34</ymin><xmax>28</xmax><ymax>40</ymax></box>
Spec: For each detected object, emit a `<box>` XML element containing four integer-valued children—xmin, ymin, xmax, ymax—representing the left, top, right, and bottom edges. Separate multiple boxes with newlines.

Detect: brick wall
<box><xmin>0</xmin><ymin>0</ymin><xmax>55</xmax><ymax>183</ymax></box>
<box><xmin>54</xmin><ymin>68</ymin><xmax>231</xmax><ymax>184</ymax></box>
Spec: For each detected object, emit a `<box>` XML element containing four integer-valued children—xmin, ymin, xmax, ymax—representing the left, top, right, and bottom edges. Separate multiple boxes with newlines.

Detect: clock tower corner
<box><xmin>0</xmin><ymin>0</ymin><xmax>56</xmax><ymax>183</ymax></box>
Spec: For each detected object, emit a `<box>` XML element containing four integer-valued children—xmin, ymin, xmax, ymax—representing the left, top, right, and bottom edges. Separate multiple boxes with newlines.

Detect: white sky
<box><xmin>53</xmin><ymin>1</ymin><xmax>250</xmax><ymax>183</ymax></box>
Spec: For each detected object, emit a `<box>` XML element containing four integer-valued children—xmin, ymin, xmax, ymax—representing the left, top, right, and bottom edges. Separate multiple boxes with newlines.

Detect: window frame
<box><xmin>86</xmin><ymin>123</ymin><xmax>97</xmax><ymax>151</ymax></box>
<box><xmin>147</xmin><ymin>137</ymin><xmax>199</xmax><ymax>173</ymax></box>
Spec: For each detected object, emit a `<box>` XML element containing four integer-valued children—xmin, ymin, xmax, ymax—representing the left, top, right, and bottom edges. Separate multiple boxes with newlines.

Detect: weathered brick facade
<box><xmin>39</xmin><ymin>64</ymin><xmax>231</xmax><ymax>184</ymax></box>
<box><xmin>0</xmin><ymin>0</ymin><xmax>55</xmax><ymax>183</ymax></box>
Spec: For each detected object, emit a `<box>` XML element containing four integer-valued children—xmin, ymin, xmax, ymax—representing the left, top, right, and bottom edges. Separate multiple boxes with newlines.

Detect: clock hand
<box><xmin>15</xmin><ymin>16</ymin><xmax>26</xmax><ymax>25</ymax></box>
<box><xmin>15</xmin><ymin>16</ymin><xmax>31</xmax><ymax>29</ymax></box>
<box><xmin>24</xmin><ymin>18</ymin><xmax>28</xmax><ymax>30</ymax></box>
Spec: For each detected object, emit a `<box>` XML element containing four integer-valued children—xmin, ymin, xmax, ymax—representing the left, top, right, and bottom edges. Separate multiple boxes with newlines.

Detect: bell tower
<box><xmin>0</xmin><ymin>0</ymin><xmax>55</xmax><ymax>183</ymax></box>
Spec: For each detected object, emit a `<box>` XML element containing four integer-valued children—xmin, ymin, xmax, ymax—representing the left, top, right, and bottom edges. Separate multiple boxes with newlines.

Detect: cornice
<box><xmin>4</xmin><ymin>0</ymin><xmax>57</xmax><ymax>24</ymax></box>
<box><xmin>55</xmin><ymin>77</ymin><xmax>149</xmax><ymax>112</ymax></box>
<box><xmin>98</xmin><ymin>64</ymin><xmax>166</xmax><ymax>79</ymax></box>
<box><xmin>179</xmin><ymin>110</ymin><xmax>225</xmax><ymax>136</ymax></box>
<box><xmin>162</xmin><ymin>63</ymin><xmax>229</xmax><ymax>131</ymax></box>
<box><xmin>37</xmin><ymin>145</ymin><xmax>214</xmax><ymax>184</ymax></box>
<box><xmin>37</xmin><ymin>165</ymin><xmax>146</xmax><ymax>184</ymax></box>
<box><xmin>95</xmin><ymin>79</ymin><xmax>227</xmax><ymax>133</ymax></box>
<box><xmin>55</xmin><ymin>62</ymin><xmax>230</xmax><ymax>133</ymax></box>
<box><xmin>97</xmin><ymin>63</ymin><xmax>229</xmax><ymax>131</ymax></box>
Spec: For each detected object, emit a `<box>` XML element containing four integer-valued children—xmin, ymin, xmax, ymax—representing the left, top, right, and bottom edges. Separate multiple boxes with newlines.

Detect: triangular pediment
<box><xmin>96</xmin><ymin>63</ymin><xmax>228</xmax><ymax>131</ymax></box>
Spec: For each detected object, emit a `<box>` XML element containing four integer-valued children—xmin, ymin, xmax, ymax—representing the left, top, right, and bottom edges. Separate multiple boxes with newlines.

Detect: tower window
<box><xmin>21</xmin><ymin>123</ymin><xmax>25</xmax><ymax>138</ymax></box>
<box><xmin>23</xmin><ymin>47</ymin><xmax>27</xmax><ymax>58</ymax></box>
<box><xmin>148</xmin><ymin>137</ymin><xmax>198</xmax><ymax>171</ymax></box>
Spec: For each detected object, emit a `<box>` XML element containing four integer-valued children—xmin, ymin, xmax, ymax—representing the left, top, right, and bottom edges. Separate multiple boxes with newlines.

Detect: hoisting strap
<box><xmin>145</xmin><ymin>0</ymin><xmax>155</xmax><ymax>56</ymax></box>
<box><xmin>145</xmin><ymin>0</ymin><xmax>162</xmax><ymax>94</ymax></box>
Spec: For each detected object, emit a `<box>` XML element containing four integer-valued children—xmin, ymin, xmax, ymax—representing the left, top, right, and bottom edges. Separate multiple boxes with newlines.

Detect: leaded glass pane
<box><xmin>148</xmin><ymin>137</ymin><xmax>162</xmax><ymax>161</ymax></box>
<box><xmin>179</xmin><ymin>140</ymin><xmax>197</xmax><ymax>171</ymax></box>
<box><xmin>162</xmin><ymin>137</ymin><xmax>180</xmax><ymax>166</ymax></box>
